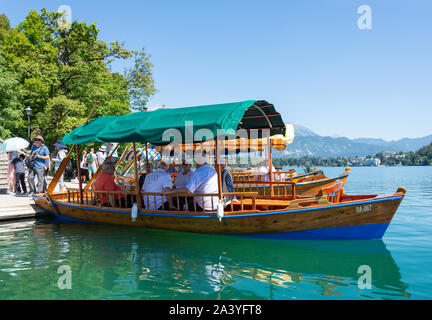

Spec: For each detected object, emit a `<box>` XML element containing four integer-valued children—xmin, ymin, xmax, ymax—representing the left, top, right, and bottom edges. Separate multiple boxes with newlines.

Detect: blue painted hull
<box><xmin>236</xmin><ymin>223</ymin><xmax>390</xmax><ymax>240</ymax></box>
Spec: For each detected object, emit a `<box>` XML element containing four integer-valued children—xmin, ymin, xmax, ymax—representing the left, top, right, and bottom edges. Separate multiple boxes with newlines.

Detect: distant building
<box><xmin>381</xmin><ymin>151</ymin><xmax>396</xmax><ymax>158</ymax></box>
<box><xmin>364</xmin><ymin>158</ymin><xmax>381</xmax><ymax>166</ymax></box>
<box><xmin>349</xmin><ymin>157</ymin><xmax>366</xmax><ymax>166</ymax></box>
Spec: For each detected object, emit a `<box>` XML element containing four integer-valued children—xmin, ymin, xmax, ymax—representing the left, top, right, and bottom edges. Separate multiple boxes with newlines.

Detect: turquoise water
<box><xmin>0</xmin><ymin>166</ymin><xmax>431</xmax><ymax>299</ymax></box>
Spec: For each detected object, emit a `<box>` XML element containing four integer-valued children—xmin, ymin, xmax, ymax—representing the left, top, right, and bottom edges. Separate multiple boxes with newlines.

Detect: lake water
<box><xmin>0</xmin><ymin>166</ymin><xmax>431</xmax><ymax>300</ymax></box>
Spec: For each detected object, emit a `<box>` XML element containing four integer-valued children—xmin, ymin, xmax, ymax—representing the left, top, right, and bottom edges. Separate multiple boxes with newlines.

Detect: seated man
<box><xmin>274</xmin><ymin>166</ymin><xmax>286</xmax><ymax>181</ymax></box>
<box><xmin>221</xmin><ymin>164</ymin><xmax>236</xmax><ymax>203</ymax></box>
<box><xmin>138</xmin><ymin>162</ymin><xmax>153</xmax><ymax>191</ymax></box>
<box><xmin>141</xmin><ymin>161</ymin><xmax>172</xmax><ymax>210</ymax></box>
<box><xmin>173</xmin><ymin>162</ymin><xmax>194</xmax><ymax>189</ymax></box>
<box><xmin>171</xmin><ymin>161</ymin><xmax>194</xmax><ymax>210</ymax></box>
<box><xmin>256</xmin><ymin>159</ymin><xmax>275</xmax><ymax>181</ymax></box>
<box><xmin>167</xmin><ymin>159</ymin><xmax>218</xmax><ymax>212</ymax></box>
<box><xmin>94</xmin><ymin>162</ymin><xmax>130</xmax><ymax>207</ymax></box>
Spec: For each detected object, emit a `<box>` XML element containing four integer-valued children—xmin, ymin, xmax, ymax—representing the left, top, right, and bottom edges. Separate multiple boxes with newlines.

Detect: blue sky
<box><xmin>2</xmin><ymin>0</ymin><xmax>432</xmax><ymax>140</ymax></box>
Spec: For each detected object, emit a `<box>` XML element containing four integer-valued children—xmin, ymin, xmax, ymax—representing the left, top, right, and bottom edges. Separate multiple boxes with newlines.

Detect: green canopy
<box><xmin>62</xmin><ymin>100</ymin><xmax>285</xmax><ymax>145</ymax></box>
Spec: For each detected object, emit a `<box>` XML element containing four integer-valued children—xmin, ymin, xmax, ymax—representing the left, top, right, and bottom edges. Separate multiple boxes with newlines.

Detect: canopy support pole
<box><xmin>215</xmin><ymin>138</ymin><xmax>223</xmax><ymax>202</ymax></box>
<box><xmin>132</xmin><ymin>143</ymin><xmax>142</xmax><ymax>210</ymax></box>
<box><xmin>76</xmin><ymin>145</ymin><xmax>83</xmax><ymax>204</ymax></box>
<box><xmin>267</xmin><ymin>134</ymin><xmax>274</xmax><ymax>197</ymax></box>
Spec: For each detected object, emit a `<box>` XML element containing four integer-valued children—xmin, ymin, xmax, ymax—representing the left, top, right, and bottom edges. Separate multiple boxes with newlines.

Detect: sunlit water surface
<box><xmin>0</xmin><ymin>166</ymin><xmax>431</xmax><ymax>299</ymax></box>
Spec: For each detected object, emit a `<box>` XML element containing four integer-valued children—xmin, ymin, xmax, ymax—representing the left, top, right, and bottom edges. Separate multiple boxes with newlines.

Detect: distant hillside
<box><xmin>275</xmin><ymin>125</ymin><xmax>432</xmax><ymax>158</ymax></box>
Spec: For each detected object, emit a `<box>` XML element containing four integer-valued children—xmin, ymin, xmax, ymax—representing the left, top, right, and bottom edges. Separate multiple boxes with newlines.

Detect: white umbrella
<box><xmin>0</xmin><ymin>137</ymin><xmax>30</xmax><ymax>152</ymax></box>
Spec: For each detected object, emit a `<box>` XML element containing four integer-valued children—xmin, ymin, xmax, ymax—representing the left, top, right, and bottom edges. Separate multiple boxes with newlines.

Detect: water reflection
<box><xmin>0</xmin><ymin>218</ymin><xmax>410</xmax><ymax>300</ymax></box>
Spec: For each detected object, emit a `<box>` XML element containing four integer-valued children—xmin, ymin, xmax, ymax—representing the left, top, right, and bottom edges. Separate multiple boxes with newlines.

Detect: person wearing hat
<box><xmin>27</xmin><ymin>135</ymin><xmax>50</xmax><ymax>195</ymax></box>
<box><xmin>52</xmin><ymin>140</ymin><xmax>68</xmax><ymax>192</ymax></box>
<box><xmin>96</xmin><ymin>145</ymin><xmax>106</xmax><ymax>167</ymax></box>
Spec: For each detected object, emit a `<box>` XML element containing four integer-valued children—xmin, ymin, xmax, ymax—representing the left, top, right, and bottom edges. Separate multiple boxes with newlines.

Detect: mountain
<box><xmin>292</xmin><ymin>124</ymin><xmax>319</xmax><ymax>137</ymax></box>
<box><xmin>275</xmin><ymin>125</ymin><xmax>432</xmax><ymax>158</ymax></box>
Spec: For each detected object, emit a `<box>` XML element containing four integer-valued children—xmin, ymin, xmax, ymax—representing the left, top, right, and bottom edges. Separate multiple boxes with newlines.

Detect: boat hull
<box><xmin>33</xmin><ymin>191</ymin><xmax>404</xmax><ymax>240</ymax></box>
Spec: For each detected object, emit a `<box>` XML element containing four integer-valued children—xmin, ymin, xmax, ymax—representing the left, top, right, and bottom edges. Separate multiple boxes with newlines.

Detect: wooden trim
<box><xmin>132</xmin><ymin>143</ymin><xmax>142</xmax><ymax>210</ymax></box>
<box><xmin>76</xmin><ymin>145</ymin><xmax>83</xmax><ymax>204</ymax></box>
<box><xmin>83</xmin><ymin>143</ymin><xmax>120</xmax><ymax>190</ymax></box>
<box><xmin>267</xmin><ymin>134</ymin><xmax>274</xmax><ymax>197</ymax></box>
<box><xmin>241</xmin><ymin>113</ymin><xmax>281</xmax><ymax>120</ymax></box>
<box><xmin>246</xmin><ymin>104</ymin><xmax>274</xmax><ymax>110</ymax></box>
<box><xmin>215</xmin><ymin>138</ymin><xmax>223</xmax><ymax>201</ymax></box>
<box><xmin>46</xmin><ymin>147</ymin><xmax>74</xmax><ymax>194</ymax></box>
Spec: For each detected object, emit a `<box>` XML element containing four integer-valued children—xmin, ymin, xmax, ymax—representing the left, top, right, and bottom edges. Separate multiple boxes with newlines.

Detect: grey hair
<box><xmin>102</xmin><ymin>162</ymin><xmax>115</xmax><ymax>172</ymax></box>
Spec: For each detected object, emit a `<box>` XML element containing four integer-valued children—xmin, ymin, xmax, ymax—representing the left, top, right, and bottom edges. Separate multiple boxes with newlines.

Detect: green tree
<box><xmin>0</xmin><ymin>13</ymin><xmax>10</xmax><ymax>36</ymax></box>
<box><xmin>0</xmin><ymin>9</ymin><xmax>156</xmax><ymax>143</ymax></box>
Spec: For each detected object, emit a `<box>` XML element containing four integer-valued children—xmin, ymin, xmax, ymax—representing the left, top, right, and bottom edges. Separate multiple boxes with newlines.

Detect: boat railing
<box><xmin>65</xmin><ymin>188</ymin><xmax>259</xmax><ymax>212</ymax></box>
<box><xmin>317</xmin><ymin>181</ymin><xmax>343</xmax><ymax>203</ymax></box>
<box><xmin>234</xmin><ymin>180</ymin><xmax>297</xmax><ymax>197</ymax></box>
<box><xmin>231</xmin><ymin>171</ymin><xmax>299</xmax><ymax>183</ymax></box>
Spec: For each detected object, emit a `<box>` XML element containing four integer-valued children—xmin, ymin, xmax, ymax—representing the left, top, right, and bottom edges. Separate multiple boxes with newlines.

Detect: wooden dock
<box><xmin>0</xmin><ymin>193</ymin><xmax>49</xmax><ymax>221</ymax></box>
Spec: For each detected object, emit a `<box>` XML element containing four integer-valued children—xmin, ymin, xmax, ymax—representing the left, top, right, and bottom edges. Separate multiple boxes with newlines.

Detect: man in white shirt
<box><xmin>141</xmin><ymin>161</ymin><xmax>172</xmax><ymax>210</ymax></box>
<box><xmin>171</xmin><ymin>162</ymin><xmax>194</xmax><ymax>210</ymax></box>
<box><xmin>256</xmin><ymin>159</ymin><xmax>275</xmax><ymax>181</ymax></box>
<box><xmin>173</xmin><ymin>162</ymin><xmax>194</xmax><ymax>189</ymax></box>
<box><xmin>168</xmin><ymin>160</ymin><xmax>219</xmax><ymax>211</ymax></box>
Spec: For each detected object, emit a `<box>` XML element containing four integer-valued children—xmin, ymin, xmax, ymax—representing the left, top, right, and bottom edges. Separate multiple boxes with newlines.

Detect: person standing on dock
<box><xmin>27</xmin><ymin>135</ymin><xmax>50</xmax><ymax>195</ymax></box>
<box><xmin>87</xmin><ymin>148</ymin><xmax>97</xmax><ymax>180</ymax></box>
<box><xmin>96</xmin><ymin>145</ymin><xmax>106</xmax><ymax>167</ymax></box>
<box><xmin>12</xmin><ymin>154</ymin><xmax>27</xmax><ymax>195</ymax></box>
<box><xmin>7</xmin><ymin>152</ymin><xmax>16</xmax><ymax>194</ymax></box>
<box><xmin>52</xmin><ymin>140</ymin><xmax>68</xmax><ymax>193</ymax></box>
<box><xmin>80</xmin><ymin>150</ymin><xmax>89</xmax><ymax>184</ymax></box>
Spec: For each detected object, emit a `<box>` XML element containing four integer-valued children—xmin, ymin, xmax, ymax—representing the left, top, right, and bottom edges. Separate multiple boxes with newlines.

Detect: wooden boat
<box><xmin>33</xmin><ymin>99</ymin><xmax>405</xmax><ymax>240</ymax></box>
<box><xmin>233</xmin><ymin>167</ymin><xmax>351</xmax><ymax>196</ymax></box>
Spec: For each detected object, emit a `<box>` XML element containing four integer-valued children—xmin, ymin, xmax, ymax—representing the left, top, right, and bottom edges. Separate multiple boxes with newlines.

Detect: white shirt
<box><xmin>96</xmin><ymin>151</ymin><xmax>106</xmax><ymax>165</ymax></box>
<box><xmin>142</xmin><ymin>169</ymin><xmax>172</xmax><ymax>210</ymax></box>
<box><xmin>174</xmin><ymin>170</ymin><xmax>194</xmax><ymax>189</ymax></box>
<box><xmin>256</xmin><ymin>165</ymin><xmax>275</xmax><ymax>181</ymax></box>
<box><xmin>53</xmin><ymin>149</ymin><xmax>67</xmax><ymax>170</ymax></box>
<box><xmin>186</xmin><ymin>164</ymin><xmax>218</xmax><ymax>211</ymax></box>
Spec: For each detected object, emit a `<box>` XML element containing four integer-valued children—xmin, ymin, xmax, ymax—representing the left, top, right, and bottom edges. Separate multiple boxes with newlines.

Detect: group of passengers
<box><xmin>93</xmin><ymin>156</ymin><xmax>235</xmax><ymax>212</ymax></box>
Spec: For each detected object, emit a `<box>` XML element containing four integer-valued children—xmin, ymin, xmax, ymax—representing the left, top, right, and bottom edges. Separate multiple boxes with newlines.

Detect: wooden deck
<box><xmin>0</xmin><ymin>193</ymin><xmax>48</xmax><ymax>221</ymax></box>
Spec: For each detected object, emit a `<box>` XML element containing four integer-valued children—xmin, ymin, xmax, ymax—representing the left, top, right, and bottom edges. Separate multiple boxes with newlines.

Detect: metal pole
<box><xmin>27</xmin><ymin>115</ymin><xmax>30</xmax><ymax>141</ymax></box>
